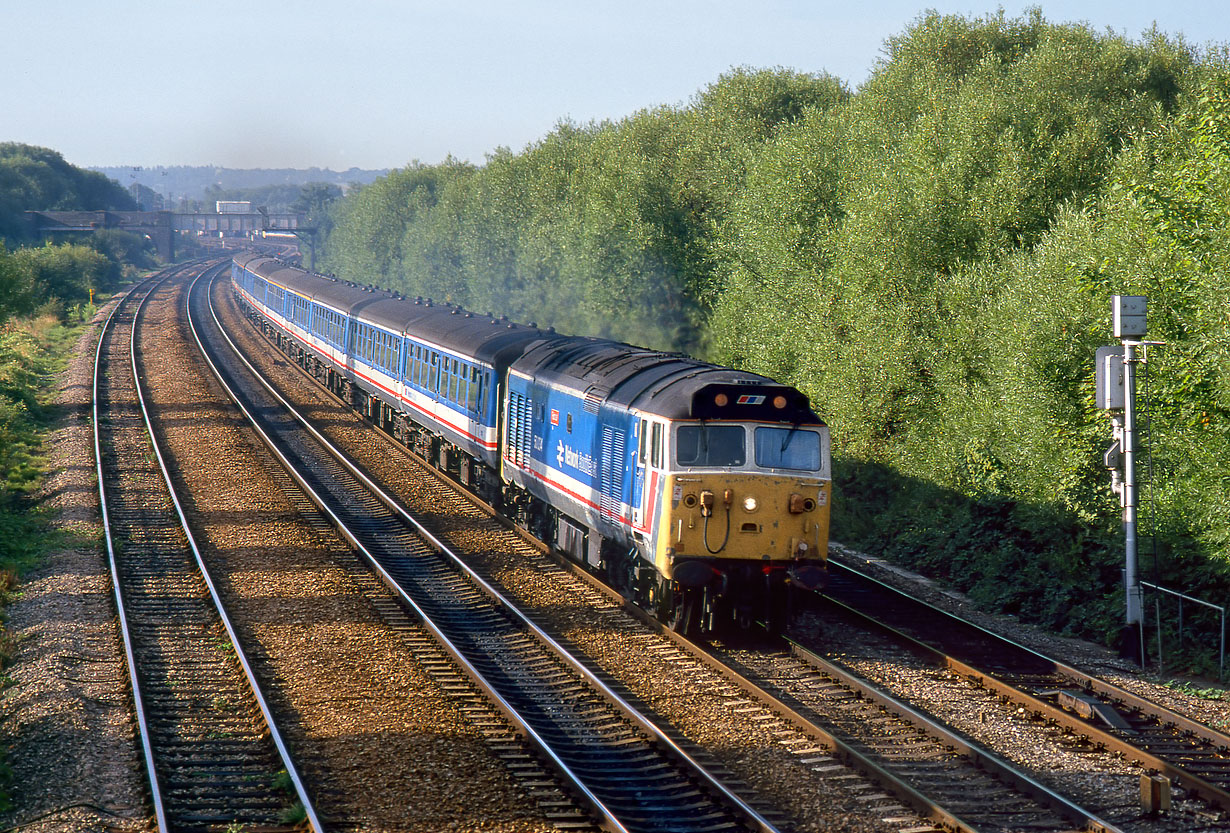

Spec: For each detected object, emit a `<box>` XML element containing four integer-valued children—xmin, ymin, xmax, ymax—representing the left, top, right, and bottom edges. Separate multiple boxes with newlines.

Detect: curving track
<box><xmin>191</xmin><ymin>265</ymin><xmax>780</xmax><ymax>833</ymax></box>
<box><xmin>205</xmin><ymin>259</ymin><xmax>1150</xmax><ymax>833</ymax></box>
<box><xmin>813</xmin><ymin>559</ymin><xmax>1230</xmax><ymax>815</ymax></box>
<box><xmin>93</xmin><ymin>262</ymin><xmax>321</xmax><ymax>833</ymax></box>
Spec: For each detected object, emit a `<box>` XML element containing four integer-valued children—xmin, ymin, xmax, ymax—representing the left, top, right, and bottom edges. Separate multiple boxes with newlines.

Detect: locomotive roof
<box><xmin>234</xmin><ymin>254</ymin><xmax>551</xmax><ymax>364</ymax></box>
<box><xmin>511</xmin><ymin>337</ymin><xmax>823</xmax><ymax>425</ymax></box>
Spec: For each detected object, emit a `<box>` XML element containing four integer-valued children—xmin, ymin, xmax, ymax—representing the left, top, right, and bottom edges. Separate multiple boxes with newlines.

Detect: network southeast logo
<box><xmin>557</xmin><ymin>440</ymin><xmax>597</xmax><ymax>477</ymax></box>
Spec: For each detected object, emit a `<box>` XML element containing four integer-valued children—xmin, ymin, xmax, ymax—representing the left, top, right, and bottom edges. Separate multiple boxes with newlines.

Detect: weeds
<box><xmin>1163</xmin><ymin>680</ymin><xmax>1230</xmax><ymax>700</ymax></box>
<box><xmin>271</xmin><ymin>769</ymin><xmax>293</xmax><ymax>794</ymax></box>
<box><xmin>0</xmin><ymin>312</ymin><xmax>102</xmax><ymax>813</ymax></box>
<box><xmin>279</xmin><ymin>802</ymin><xmax>307</xmax><ymax>826</ymax></box>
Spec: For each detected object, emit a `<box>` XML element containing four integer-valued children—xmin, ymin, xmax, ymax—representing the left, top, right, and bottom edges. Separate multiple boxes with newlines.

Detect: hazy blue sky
<box><xmin>6</xmin><ymin>1</ymin><xmax>1224</xmax><ymax>170</ymax></box>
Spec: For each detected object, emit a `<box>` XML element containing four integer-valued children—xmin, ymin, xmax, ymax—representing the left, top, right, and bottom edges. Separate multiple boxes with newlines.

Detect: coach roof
<box><xmin>235</xmin><ymin>255</ymin><xmax>554</xmax><ymax>365</ymax></box>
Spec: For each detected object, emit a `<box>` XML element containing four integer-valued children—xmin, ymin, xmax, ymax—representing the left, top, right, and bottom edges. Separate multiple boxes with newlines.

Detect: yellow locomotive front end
<box><xmin>658</xmin><ymin>472</ymin><xmax>830</xmax><ymax>582</ymax></box>
<box><xmin>644</xmin><ymin>418</ymin><xmax>831</xmax><ymax>632</ymax></box>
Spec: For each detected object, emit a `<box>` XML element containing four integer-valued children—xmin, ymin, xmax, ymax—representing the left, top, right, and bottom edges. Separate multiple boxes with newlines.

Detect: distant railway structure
<box><xmin>26</xmin><ymin>207</ymin><xmax>313</xmax><ymax>260</ymax></box>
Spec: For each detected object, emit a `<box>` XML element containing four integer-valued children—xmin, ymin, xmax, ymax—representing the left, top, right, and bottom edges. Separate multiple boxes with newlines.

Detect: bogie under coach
<box><xmin>232</xmin><ymin>253</ymin><xmax>831</xmax><ymax>633</ymax></box>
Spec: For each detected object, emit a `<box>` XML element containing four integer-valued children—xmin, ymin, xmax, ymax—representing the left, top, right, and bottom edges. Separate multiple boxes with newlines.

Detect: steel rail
<box><xmin>784</xmin><ymin>636</ymin><xmax>1126</xmax><ymax>833</ymax></box>
<box><xmin>195</xmin><ymin>266</ymin><xmax>780</xmax><ymax>833</ymax></box>
<box><xmin>556</xmin><ymin>559</ymin><xmax>1125</xmax><ymax>833</ymax></box>
<box><xmin>136</xmin><ymin>263</ymin><xmax>323</xmax><ymax>832</ymax></box>
<box><xmin>97</xmin><ymin>262</ymin><xmax>323</xmax><ymax>832</ymax></box>
<box><xmin>94</xmin><ymin>274</ymin><xmax>170</xmax><ymax>831</ymax></box>
<box><xmin>822</xmin><ymin>556</ymin><xmax>1230</xmax><ymax>812</ymax></box>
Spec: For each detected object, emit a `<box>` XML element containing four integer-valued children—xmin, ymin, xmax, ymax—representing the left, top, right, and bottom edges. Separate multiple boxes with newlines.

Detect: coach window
<box><xmin>468</xmin><ymin>366</ymin><xmax>480</xmax><ymax>413</ymax></box>
<box><xmin>429</xmin><ymin>352</ymin><xmax>440</xmax><ymax>393</ymax></box>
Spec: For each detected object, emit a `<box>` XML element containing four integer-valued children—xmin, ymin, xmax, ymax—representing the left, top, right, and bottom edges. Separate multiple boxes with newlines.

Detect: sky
<box><xmin>4</xmin><ymin>0</ymin><xmax>1225</xmax><ymax>171</ymax></box>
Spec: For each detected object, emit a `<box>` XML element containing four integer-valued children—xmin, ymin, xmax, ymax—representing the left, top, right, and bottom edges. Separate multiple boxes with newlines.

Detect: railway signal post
<box><xmin>1098</xmin><ymin>295</ymin><xmax>1148</xmax><ymax>664</ymax></box>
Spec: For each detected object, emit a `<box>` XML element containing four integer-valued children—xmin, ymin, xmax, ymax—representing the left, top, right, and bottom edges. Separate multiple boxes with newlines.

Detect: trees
<box><xmin>315</xmin><ymin>12</ymin><xmax>1230</xmax><ymax>645</ymax></box>
<box><xmin>0</xmin><ymin>144</ymin><xmax>135</xmax><ymax>245</ymax></box>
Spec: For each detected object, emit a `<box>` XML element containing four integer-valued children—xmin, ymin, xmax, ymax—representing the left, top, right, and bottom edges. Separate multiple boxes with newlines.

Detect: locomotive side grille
<box><xmin>517</xmin><ymin>393</ymin><xmax>532</xmax><ymax>466</ymax></box>
<box><xmin>508</xmin><ymin>391</ymin><xmax>526</xmax><ymax>466</ymax></box>
<box><xmin>582</xmin><ymin>389</ymin><xmax>604</xmax><ymax>414</ymax></box>
<box><xmin>599</xmin><ymin>426</ymin><xmax>626</xmax><ymax>519</ymax></box>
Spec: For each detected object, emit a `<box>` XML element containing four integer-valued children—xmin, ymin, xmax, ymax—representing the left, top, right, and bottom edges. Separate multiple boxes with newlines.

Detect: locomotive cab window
<box><xmin>650</xmin><ymin>422</ymin><xmax>663</xmax><ymax>468</ymax></box>
<box><xmin>754</xmin><ymin>426</ymin><xmax>822</xmax><ymax>471</ymax></box>
<box><xmin>676</xmin><ymin>424</ymin><xmax>746</xmax><ymax>467</ymax></box>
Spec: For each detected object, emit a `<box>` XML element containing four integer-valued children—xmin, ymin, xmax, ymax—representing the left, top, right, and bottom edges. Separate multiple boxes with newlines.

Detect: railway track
<box><xmin>816</xmin><ymin>557</ymin><xmax>1230</xmax><ymax>815</ymax></box>
<box><xmin>205</xmin><ymin>265</ymin><xmax>1147</xmax><ymax>833</ymax></box>
<box><xmin>353</xmin><ymin>436</ymin><xmax>1128</xmax><ymax>832</ymax></box>
<box><xmin>93</xmin><ymin>262</ymin><xmax>321</xmax><ymax>833</ymax></box>
<box><xmin>190</xmin><ymin>267</ymin><xmax>782</xmax><ymax>833</ymax></box>
<box><xmin>518</xmin><ymin>545</ymin><xmax>1130</xmax><ymax>832</ymax></box>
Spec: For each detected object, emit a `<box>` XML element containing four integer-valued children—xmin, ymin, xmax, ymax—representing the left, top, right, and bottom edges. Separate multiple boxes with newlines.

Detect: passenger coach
<box><xmin>232</xmin><ymin>253</ymin><xmax>546</xmax><ymax>502</ymax></box>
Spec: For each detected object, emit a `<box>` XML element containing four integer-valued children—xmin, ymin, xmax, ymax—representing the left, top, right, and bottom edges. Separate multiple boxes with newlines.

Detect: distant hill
<box><xmin>90</xmin><ymin>165</ymin><xmax>389</xmax><ymax>207</ymax></box>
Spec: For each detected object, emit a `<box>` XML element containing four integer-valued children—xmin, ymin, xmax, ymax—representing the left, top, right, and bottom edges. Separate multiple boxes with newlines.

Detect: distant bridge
<box><xmin>26</xmin><ymin>210</ymin><xmax>312</xmax><ymax>260</ymax></box>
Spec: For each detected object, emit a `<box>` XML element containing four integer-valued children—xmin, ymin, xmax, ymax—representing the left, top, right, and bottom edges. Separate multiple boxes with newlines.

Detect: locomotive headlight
<box><xmin>742</xmin><ymin>495</ymin><xmax>758</xmax><ymax>513</ymax></box>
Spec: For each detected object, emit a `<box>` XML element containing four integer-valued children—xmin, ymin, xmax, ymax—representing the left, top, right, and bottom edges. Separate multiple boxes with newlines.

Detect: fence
<box><xmin>1142</xmin><ymin>580</ymin><xmax>1226</xmax><ymax>680</ymax></box>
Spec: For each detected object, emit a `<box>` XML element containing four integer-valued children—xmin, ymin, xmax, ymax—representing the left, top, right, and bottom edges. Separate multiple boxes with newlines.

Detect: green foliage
<box><xmin>0</xmin><ymin>143</ymin><xmax>135</xmax><ymax>245</ymax></box>
<box><xmin>0</xmin><ymin>315</ymin><xmax>74</xmax><ymax>574</ymax></box>
<box><xmin>85</xmin><ymin>229</ymin><xmax>157</xmax><ymax>274</ymax></box>
<box><xmin>317</xmin><ymin>11</ymin><xmax>1230</xmax><ymax>656</ymax></box>
<box><xmin>1</xmin><ymin>244</ymin><xmax>119</xmax><ymax>323</ymax></box>
<box><xmin>320</xmin><ymin>69</ymin><xmax>846</xmax><ymax>352</ymax></box>
<box><xmin>1164</xmin><ymin>680</ymin><xmax>1230</xmax><ymax>700</ymax></box>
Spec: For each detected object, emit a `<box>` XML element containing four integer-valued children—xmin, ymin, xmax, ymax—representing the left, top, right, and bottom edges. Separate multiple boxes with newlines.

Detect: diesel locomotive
<box><xmin>231</xmin><ymin>253</ymin><xmax>831</xmax><ymax>633</ymax></box>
